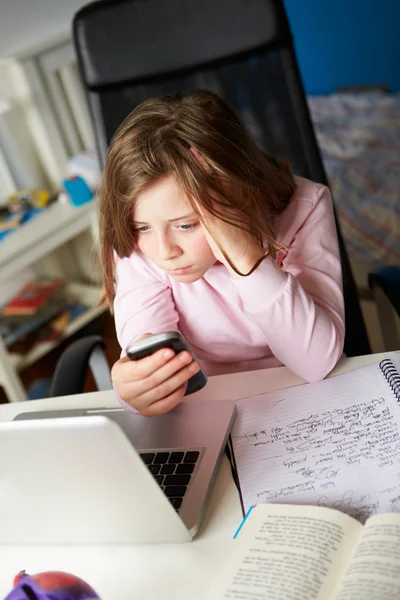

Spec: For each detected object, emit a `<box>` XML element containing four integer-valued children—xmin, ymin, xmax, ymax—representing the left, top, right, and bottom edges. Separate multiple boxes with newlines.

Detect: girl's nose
<box><xmin>157</xmin><ymin>233</ymin><xmax>182</xmax><ymax>261</ymax></box>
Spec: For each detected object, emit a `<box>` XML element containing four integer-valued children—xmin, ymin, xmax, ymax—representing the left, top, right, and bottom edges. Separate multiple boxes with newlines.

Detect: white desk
<box><xmin>0</xmin><ymin>353</ymin><xmax>389</xmax><ymax>600</ymax></box>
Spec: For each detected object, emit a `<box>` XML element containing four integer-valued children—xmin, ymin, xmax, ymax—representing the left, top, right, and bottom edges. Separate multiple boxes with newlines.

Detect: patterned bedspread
<box><xmin>308</xmin><ymin>92</ymin><xmax>400</xmax><ymax>267</ymax></box>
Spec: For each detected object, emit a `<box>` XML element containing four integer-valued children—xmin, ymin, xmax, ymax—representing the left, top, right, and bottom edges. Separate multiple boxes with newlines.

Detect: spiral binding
<box><xmin>379</xmin><ymin>359</ymin><xmax>400</xmax><ymax>402</ymax></box>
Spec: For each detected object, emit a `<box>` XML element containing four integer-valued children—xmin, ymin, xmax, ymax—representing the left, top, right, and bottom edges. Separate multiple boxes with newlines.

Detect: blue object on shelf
<box><xmin>63</xmin><ymin>176</ymin><xmax>93</xmax><ymax>207</ymax></box>
<box><xmin>0</xmin><ymin>207</ymin><xmax>43</xmax><ymax>243</ymax></box>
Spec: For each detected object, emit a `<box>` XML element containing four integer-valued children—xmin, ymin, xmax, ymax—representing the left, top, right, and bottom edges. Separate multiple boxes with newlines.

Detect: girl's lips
<box><xmin>168</xmin><ymin>266</ymin><xmax>193</xmax><ymax>275</ymax></box>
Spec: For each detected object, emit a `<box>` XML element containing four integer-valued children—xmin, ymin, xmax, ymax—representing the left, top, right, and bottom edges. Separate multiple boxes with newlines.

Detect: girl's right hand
<box><xmin>111</xmin><ymin>345</ymin><xmax>201</xmax><ymax>416</ymax></box>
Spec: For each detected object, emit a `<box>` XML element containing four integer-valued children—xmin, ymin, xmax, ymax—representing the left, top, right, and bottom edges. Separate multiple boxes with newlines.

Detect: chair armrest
<box><xmin>368</xmin><ymin>266</ymin><xmax>400</xmax><ymax>318</ymax></box>
<box><xmin>368</xmin><ymin>266</ymin><xmax>400</xmax><ymax>351</ymax></box>
<box><xmin>49</xmin><ymin>335</ymin><xmax>112</xmax><ymax>397</ymax></box>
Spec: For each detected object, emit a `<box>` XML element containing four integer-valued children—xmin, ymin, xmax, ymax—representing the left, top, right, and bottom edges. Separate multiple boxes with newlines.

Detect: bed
<box><xmin>307</xmin><ymin>92</ymin><xmax>400</xmax><ymax>284</ymax></box>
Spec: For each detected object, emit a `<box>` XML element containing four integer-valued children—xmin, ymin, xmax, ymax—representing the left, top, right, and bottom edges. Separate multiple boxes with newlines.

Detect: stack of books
<box><xmin>0</xmin><ymin>280</ymin><xmax>87</xmax><ymax>351</ymax></box>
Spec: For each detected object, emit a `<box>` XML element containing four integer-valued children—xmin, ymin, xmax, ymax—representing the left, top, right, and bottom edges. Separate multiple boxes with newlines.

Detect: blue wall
<box><xmin>284</xmin><ymin>0</ymin><xmax>400</xmax><ymax>94</ymax></box>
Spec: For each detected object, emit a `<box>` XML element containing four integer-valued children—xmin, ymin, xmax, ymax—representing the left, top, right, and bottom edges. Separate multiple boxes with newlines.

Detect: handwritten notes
<box><xmin>232</xmin><ymin>362</ymin><xmax>400</xmax><ymax>521</ymax></box>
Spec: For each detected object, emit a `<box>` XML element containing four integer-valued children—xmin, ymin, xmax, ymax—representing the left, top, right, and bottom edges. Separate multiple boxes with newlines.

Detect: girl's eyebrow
<box><xmin>133</xmin><ymin>212</ymin><xmax>197</xmax><ymax>225</ymax></box>
<box><xmin>168</xmin><ymin>212</ymin><xmax>197</xmax><ymax>223</ymax></box>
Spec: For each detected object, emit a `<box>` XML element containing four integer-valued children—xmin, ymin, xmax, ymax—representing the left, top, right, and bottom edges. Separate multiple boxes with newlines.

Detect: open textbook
<box><xmin>204</xmin><ymin>503</ymin><xmax>400</xmax><ymax>600</ymax></box>
<box><xmin>231</xmin><ymin>354</ymin><xmax>400</xmax><ymax>520</ymax></box>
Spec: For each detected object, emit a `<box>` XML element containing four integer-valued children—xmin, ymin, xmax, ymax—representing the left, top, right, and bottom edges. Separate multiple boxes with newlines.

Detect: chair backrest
<box><xmin>73</xmin><ymin>0</ymin><xmax>370</xmax><ymax>357</ymax></box>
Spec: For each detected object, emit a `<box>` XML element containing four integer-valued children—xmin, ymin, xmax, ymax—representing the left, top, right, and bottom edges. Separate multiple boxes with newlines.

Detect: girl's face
<box><xmin>133</xmin><ymin>176</ymin><xmax>216</xmax><ymax>282</ymax></box>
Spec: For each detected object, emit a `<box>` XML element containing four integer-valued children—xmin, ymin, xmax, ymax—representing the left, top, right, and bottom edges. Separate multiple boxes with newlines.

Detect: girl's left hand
<box><xmin>189</xmin><ymin>147</ymin><xmax>264</xmax><ymax>277</ymax></box>
<box><xmin>199</xmin><ymin>210</ymin><xmax>265</xmax><ymax>278</ymax></box>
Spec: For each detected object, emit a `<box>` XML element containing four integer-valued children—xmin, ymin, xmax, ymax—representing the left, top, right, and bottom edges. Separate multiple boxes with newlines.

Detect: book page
<box><xmin>204</xmin><ymin>504</ymin><xmax>361</xmax><ymax>600</ymax></box>
<box><xmin>335</xmin><ymin>513</ymin><xmax>400</xmax><ymax>599</ymax></box>
<box><xmin>232</xmin><ymin>362</ymin><xmax>400</xmax><ymax>518</ymax></box>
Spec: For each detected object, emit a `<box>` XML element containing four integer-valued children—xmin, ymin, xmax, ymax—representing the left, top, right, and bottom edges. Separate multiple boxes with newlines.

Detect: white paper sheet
<box><xmin>232</xmin><ymin>358</ymin><xmax>400</xmax><ymax>522</ymax></box>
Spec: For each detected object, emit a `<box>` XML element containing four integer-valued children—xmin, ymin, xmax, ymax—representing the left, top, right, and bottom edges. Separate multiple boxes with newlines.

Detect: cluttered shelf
<box><xmin>0</xmin><ymin>191</ymin><xmax>97</xmax><ymax>282</ymax></box>
<box><xmin>0</xmin><ymin>181</ymin><xmax>106</xmax><ymax>403</ymax></box>
<box><xmin>1</xmin><ymin>279</ymin><xmax>106</xmax><ymax>373</ymax></box>
<box><xmin>5</xmin><ymin>281</ymin><xmax>106</xmax><ymax>372</ymax></box>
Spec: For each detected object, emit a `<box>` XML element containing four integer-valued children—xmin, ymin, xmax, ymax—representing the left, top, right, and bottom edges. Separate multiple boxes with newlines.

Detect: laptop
<box><xmin>0</xmin><ymin>400</ymin><xmax>236</xmax><ymax>544</ymax></box>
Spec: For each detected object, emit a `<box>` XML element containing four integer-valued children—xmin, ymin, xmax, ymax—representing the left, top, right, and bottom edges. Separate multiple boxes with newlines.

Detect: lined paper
<box><xmin>232</xmin><ymin>361</ymin><xmax>400</xmax><ymax>522</ymax></box>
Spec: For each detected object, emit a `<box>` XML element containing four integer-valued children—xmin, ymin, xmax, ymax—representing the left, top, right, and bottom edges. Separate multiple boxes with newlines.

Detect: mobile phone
<box><xmin>125</xmin><ymin>331</ymin><xmax>207</xmax><ymax>396</ymax></box>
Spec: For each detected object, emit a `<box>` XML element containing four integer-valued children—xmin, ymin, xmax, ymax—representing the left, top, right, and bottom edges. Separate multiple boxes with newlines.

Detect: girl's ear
<box><xmin>190</xmin><ymin>146</ymin><xmax>208</xmax><ymax>170</ymax></box>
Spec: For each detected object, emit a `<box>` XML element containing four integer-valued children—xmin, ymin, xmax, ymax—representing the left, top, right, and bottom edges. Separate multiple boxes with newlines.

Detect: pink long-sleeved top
<box><xmin>114</xmin><ymin>176</ymin><xmax>345</xmax><ymax>383</ymax></box>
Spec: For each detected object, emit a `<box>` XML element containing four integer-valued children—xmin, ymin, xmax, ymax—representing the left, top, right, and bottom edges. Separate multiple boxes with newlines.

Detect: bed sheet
<box><xmin>308</xmin><ymin>92</ymin><xmax>400</xmax><ymax>267</ymax></box>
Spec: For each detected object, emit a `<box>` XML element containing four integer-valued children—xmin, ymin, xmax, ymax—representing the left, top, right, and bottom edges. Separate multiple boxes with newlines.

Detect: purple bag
<box><xmin>4</xmin><ymin>571</ymin><xmax>101</xmax><ymax>600</ymax></box>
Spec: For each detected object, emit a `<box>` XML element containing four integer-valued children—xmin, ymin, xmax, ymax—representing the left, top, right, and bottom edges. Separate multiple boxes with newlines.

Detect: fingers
<box><xmin>137</xmin><ymin>351</ymin><xmax>193</xmax><ymax>393</ymax></box>
<box><xmin>115</xmin><ymin>347</ymin><xmax>176</xmax><ymax>383</ymax></box>
<box><xmin>139</xmin><ymin>384</ymin><xmax>187</xmax><ymax>417</ymax></box>
<box><xmin>135</xmin><ymin>358</ymin><xmax>201</xmax><ymax>409</ymax></box>
<box><xmin>190</xmin><ymin>146</ymin><xmax>209</xmax><ymax>170</ymax></box>
<box><xmin>112</xmin><ymin>350</ymin><xmax>201</xmax><ymax>415</ymax></box>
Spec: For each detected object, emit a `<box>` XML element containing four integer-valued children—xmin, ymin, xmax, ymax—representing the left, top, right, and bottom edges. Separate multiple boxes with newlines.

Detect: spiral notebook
<box><xmin>231</xmin><ymin>354</ymin><xmax>400</xmax><ymax>522</ymax></box>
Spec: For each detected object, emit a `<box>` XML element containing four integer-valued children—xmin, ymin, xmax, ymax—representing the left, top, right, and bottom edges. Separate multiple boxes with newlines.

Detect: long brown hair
<box><xmin>100</xmin><ymin>90</ymin><xmax>296</xmax><ymax>306</ymax></box>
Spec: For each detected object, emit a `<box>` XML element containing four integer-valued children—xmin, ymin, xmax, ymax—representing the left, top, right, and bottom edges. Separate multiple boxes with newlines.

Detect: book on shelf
<box><xmin>34</xmin><ymin>303</ymin><xmax>88</xmax><ymax>343</ymax></box>
<box><xmin>0</xmin><ymin>279</ymin><xmax>63</xmax><ymax>316</ymax></box>
<box><xmin>0</xmin><ymin>303</ymin><xmax>88</xmax><ymax>352</ymax></box>
<box><xmin>204</xmin><ymin>502</ymin><xmax>400</xmax><ymax>599</ymax></box>
<box><xmin>0</xmin><ymin>276</ymin><xmax>89</xmax><ymax>350</ymax></box>
<box><xmin>0</xmin><ymin>305</ymin><xmax>64</xmax><ymax>348</ymax></box>
<box><xmin>0</xmin><ymin>279</ymin><xmax>66</xmax><ymax>348</ymax></box>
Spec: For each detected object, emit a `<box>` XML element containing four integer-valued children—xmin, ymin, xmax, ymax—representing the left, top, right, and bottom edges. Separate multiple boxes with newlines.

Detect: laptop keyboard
<box><xmin>139</xmin><ymin>449</ymin><xmax>202</xmax><ymax>512</ymax></box>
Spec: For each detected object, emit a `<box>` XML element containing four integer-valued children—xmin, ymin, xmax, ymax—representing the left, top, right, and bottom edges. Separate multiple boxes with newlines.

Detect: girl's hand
<box><xmin>190</xmin><ymin>147</ymin><xmax>264</xmax><ymax>277</ymax></box>
<box><xmin>200</xmin><ymin>211</ymin><xmax>264</xmax><ymax>278</ymax></box>
<box><xmin>112</xmin><ymin>336</ymin><xmax>201</xmax><ymax>416</ymax></box>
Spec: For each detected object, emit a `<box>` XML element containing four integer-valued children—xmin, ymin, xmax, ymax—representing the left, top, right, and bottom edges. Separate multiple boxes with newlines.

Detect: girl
<box><xmin>100</xmin><ymin>90</ymin><xmax>344</xmax><ymax>416</ymax></box>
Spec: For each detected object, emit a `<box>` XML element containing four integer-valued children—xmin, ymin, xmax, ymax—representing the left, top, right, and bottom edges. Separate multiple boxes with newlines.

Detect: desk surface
<box><xmin>0</xmin><ymin>353</ymin><xmax>391</xmax><ymax>600</ymax></box>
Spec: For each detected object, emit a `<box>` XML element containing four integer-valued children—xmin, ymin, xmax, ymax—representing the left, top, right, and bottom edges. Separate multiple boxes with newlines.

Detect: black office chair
<box><xmin>51</xmin><ymin>0</ymin><xmax>373</xmax><ymax>396</ymax></box>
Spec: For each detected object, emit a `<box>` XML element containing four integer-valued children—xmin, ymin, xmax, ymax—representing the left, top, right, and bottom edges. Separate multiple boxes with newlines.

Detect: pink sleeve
<box><xmin>113</xmin><ymin>253</ymin><xmax>179</xmax><ymax>412</ymax></box>
<box><xmin>114</xmin><ymin>253</ymin><xmax>179</xmax><ymax>354</ymax></box>
<box><xmin>233</xmin><ymin>186</ymin><xmax>345</xmax><ymax>383</ymax></box>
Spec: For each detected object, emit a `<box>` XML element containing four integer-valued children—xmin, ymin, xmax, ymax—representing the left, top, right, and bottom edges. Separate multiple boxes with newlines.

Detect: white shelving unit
<box><xmin>1</xmin><ymin>198</ymin><xmax>96</xmax><ymax>280</ymax></box>
<box><xmin>0</xmin><ymin>3</ymin><xmax>108</xmax><ymax>403</ymax></box>
<box><xmin>0</xmin><ymin>198</ymin><xmax>107</xmax><ymax>403</ymax></box>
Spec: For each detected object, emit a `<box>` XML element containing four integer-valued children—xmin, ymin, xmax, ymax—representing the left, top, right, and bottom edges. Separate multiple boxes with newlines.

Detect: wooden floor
<box><xmin>0</xmin><ymin>312</ymin><xmax>121</xmax><ymax>404</ymax></box>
